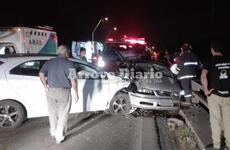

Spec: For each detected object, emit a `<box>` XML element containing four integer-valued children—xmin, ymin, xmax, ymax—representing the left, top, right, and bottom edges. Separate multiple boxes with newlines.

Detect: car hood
<box><xmin>134</xmin><ymin>76</ymin><xmax>181</xmax><ymax>92</ymax></box>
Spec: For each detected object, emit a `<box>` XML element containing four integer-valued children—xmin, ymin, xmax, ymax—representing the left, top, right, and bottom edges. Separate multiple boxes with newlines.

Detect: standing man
<box><xmin>176</xmin><ymin>42</ymin><xmax>200</xmax><ymax>105</ymax></box>
<box><xmin>201</xmin><ymin>42</ymin><xmax>230</xmax><ymax>150</ymax></box>
<box><xmin>39</xmin><ymin>45</ymin><xmax>79</xmax><ymax>144</ymax></box>
<box><xmin>79</xmin><ymin>47</ymin><xmax>87</xmax><ymax>61</ymax></box>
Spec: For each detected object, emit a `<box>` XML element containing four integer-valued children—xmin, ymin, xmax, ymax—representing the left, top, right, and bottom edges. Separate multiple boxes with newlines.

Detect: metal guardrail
<box><xmin>191</xmin><ymin>80</ymin><xmax>208</xmax><ymax>108</ymax></box>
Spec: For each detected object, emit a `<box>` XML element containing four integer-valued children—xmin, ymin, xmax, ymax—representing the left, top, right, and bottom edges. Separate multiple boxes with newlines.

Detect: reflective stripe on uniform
<box><xmin>176</xmin><ymin>67</ymin><xmax>180</xmax><ymax>71</ymax></box>
<box><xmin>184</xmin><ymin>62</ymin><xmax>198</xmax><ymax>66</ymax></box>
<box><xmin>178</xmin><ymin>75</ymin><xmax>196</xmax><ymax>80</ymax></box>
<box><xmin>180</xmin><ymin>90</ymin><xmax>185</xmax><ymax>96</ymax></box>
<box><xmin>218</xmin><ymin>91</ymin><xmax>229</xmax><ymax>95</ymax></box>
<box><xmin>184</xmin><ymin>94</ymin><xmax>193</xmax><ymax>98</ymax></box>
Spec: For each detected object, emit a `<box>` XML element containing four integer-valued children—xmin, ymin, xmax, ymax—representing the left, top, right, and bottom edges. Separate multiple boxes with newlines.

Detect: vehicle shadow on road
<box><xmin>66</xmin><ymin>112</ymin><xmax>111</xmax><ymax>140</ymax></box>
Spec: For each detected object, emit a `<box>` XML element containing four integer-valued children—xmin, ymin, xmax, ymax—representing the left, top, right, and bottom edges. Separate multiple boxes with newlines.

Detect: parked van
<box><xmin>0</xmin><ymin>26</ymin><xmax>58</xmax><ymax>55</ymax></box>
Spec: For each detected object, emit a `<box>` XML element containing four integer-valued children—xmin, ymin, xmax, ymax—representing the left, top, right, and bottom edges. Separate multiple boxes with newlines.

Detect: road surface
<box><xmin>0</xmin><ymin>112</ymin><xmax>180</xmax><ymax>150</ymax></box>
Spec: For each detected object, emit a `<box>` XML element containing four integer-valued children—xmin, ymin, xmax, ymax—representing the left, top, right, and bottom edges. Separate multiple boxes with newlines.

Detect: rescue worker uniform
<box><xmin>177</xmin><ymin>50</ymin><xmax>199</xmax><ymax>102</ymax></box>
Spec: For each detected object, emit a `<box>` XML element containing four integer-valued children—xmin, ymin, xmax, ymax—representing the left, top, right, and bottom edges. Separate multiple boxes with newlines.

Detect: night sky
<box><xmin>0</xmin><ymin>0</ymin><xmax>229</xmax><ymax>57</ymax></box>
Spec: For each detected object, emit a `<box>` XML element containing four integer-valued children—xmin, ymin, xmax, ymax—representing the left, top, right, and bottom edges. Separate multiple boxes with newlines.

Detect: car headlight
<box><xmin>97</xmin><ymin>57</ymin><xmax>105</xmax><ymax>68</ymax></box>
<box><xmin>156</xmin><ymin>90</ymin><xmax>172</xmax><ymax>96</ymax></box>
<box><xmin>137</xmin><ymin>88</ymin><xmax>154</xmax><ymax>94</ymax></box>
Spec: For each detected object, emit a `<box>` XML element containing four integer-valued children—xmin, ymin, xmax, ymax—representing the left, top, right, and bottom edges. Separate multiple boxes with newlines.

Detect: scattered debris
<box><xmin>167</xmin><ymin>118</ymin><xmax>184</xmax><ymax>131</ymax></box>
<box><xmin>175</xmin><ymin>126</ymin><xmax>199</xmax><ymax>150</ymax></box>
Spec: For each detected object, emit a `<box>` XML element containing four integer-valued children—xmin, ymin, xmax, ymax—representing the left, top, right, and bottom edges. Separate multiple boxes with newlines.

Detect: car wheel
<box><xmin>0</xmin><ymin>100</ymin><xmax>26</xmax><ymax>129</ymax></box>
<box><xmin>109</xmin><ymin>93</ymin><xmax>131</xmax><ymax>115</ymax></box>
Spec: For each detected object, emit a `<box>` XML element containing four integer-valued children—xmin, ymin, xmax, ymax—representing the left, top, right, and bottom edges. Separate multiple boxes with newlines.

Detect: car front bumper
<box><xmin>128</xmin><ymin>92</ymin><xmax>181</xmax><ymax>110</ymax></box>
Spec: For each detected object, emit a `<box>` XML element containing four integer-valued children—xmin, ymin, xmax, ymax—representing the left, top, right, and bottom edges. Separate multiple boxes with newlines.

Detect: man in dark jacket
<box><xmin>176</xmin><ymin>43</ymin><xmax>200</xmax><ymax>105</ymax></box>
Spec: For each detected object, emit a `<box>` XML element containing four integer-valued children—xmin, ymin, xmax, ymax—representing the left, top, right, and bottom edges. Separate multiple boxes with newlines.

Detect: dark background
<box><xmin>0</xmin><ymin>0</ymin><xmax>229</xmax><ymax>60</ymax></box>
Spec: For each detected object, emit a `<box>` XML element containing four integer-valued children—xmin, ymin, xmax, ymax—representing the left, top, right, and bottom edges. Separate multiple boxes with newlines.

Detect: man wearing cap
<box><xmin>39</xmin><ymin>45</ymin><xmax>79</xmax><ymax>144</ymax></box>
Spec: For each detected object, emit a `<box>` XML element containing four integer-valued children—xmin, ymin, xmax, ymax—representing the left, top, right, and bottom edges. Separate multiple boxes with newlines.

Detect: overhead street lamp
<box><xmin>92</xmin><ymin>17</ymin><xmax>108</xmax><ymax>52</ymax></box>
<box><xmin>113</xmin><ymin>27</ymin><xmax>117</xmax><ymax>31</ymax></box>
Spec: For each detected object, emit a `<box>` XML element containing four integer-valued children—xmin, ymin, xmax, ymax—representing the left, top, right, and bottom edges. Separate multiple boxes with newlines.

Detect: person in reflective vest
<box><xmin>176</xmin><ymin>42</ymin><xmax>200</xmax><ymax>104</ymax></box>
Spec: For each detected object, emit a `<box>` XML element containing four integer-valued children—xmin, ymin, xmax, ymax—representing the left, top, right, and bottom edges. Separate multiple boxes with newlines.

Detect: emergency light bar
<box><xmin>121</xmin><ymin>37</ymin><xmax>146</xmax><ymax>45</ymax></box>
<box><xmin>106</xmin><ymin>36</ymin><xmax>147</xmax><ymax>45</ymax></box>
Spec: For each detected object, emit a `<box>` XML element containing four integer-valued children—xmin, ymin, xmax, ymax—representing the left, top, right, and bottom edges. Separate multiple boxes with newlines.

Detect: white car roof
<box><xmin>0</xmin><ymin>55</ymin><xmax>99</xmax><ymax>70</ymax></box>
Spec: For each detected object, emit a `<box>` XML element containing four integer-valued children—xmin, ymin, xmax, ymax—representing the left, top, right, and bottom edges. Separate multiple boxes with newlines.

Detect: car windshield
<box><xmin>106</xmin><ymin>43</ymin><xmax>146</xmax><ymax>60</ymax></box>
<box><xmin>152</xmin><ymin>63</ymin><xmax>173</xmax><ymax>77</ymax></box>
<box><xmin>135</xmin><ymin>62</ymin><xmax>173</xmax><ymax>77</ymax></box>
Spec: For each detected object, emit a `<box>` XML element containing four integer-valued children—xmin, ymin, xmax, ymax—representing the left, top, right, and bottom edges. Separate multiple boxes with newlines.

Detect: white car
<box><xmin>0</xmin><ymin>55</ymin><xmax>130</xmax><ymax>129</ymax></box>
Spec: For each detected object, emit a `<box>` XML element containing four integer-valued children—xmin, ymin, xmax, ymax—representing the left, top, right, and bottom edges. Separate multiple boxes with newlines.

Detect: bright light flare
<box><xmin>122</xmin><ymin>37</ymin><xmax>146</xmax><ymax>45</ymax></box>
<box><xmin>98</xmin><ymin>56</ymin><xmax>105</xmax><ymax>68</ymax></box>
<box><xmin>124</xmin><ymin>39</ymin><xmax>146</xmax><ymax>45</ymax></box>
<box><xmin>107</xmin><ymin>38</ymin><xmax>114</xmax><ymax>42</ymax></box>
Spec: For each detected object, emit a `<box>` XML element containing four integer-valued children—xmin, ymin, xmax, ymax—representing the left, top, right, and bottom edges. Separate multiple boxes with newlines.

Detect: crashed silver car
<box><xmin>109</xmin><ymin>60</ymin><xmax>181</xmax><ymax>115</ymax></box>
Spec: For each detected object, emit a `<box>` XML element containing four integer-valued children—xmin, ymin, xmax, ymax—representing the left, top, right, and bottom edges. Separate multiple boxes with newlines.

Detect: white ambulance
<box><xmin>0</xmin><ymin>26</ymin><xmax>58</xmax><ymax>55</ymax></box>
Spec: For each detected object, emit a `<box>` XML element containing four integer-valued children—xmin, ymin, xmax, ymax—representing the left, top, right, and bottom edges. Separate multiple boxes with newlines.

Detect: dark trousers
<box><xmin>179</xmin><ymin>78</ymin><xmax>192</xmax><ymax>101</ymax></box>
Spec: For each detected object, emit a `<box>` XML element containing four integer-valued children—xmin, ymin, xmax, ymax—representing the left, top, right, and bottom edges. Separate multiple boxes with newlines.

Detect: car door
<box><xmin>70</xmin><ymin>62</ymin><xmax>110</xmax><ymax>113</ymax></box>
<box><xmin>6</xmin><ymin>59</ymin><xmax>48</xmax><ymax>118</ymax></box>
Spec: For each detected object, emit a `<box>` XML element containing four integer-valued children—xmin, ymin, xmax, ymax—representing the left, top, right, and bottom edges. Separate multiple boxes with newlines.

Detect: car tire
<box><xmin>0</xmin><ymin>100</ymin><xmax>26</xmax><ymax>129</ymax></box>
<box><xmin>109</xmin><ymin>93</ymin><xmax>131</xmax><ymax>115</ymax></box>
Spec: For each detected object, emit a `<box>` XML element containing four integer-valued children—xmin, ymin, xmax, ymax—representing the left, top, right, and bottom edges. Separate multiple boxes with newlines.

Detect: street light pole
<box><xmin>91</xmin><ymin>17</ymin><xmax>108</xmax><ymax>53</ymax></box>
<box><xmin>92</xmin><ymin>19</ymin><xmax>102</xmax><ymax>43</ymax></box>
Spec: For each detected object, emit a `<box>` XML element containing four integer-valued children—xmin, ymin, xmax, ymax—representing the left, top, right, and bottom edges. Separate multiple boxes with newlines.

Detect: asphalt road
<box><xmin>0</xmin><ymin>112</ymin><xmax>180</xmax><ymax>150</ymax></box>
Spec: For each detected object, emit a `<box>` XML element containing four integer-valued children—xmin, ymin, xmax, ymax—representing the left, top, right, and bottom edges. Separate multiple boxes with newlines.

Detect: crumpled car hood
<box><xmin>134</xmin><ymin>76</ymin><xmax>181</xmax><ymax>92</ymax></box>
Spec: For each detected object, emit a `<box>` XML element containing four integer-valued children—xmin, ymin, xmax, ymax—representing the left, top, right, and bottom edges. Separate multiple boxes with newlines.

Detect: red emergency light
<box><xmin>121</xmin><ymin>37</ymin><xmax>146</xmax><ymax>45</ymax></box>
<box><xmin>106</xmin><ymin>38</ymin><xmax>115</xmax><ymax>42</ymax></box>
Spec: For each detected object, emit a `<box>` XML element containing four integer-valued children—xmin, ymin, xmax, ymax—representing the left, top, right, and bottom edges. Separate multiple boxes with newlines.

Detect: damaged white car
<box><xmin>0</xmin><ymin>55</ymin><xmax>129</xmax><ymax>129</ymax></box>
<box><xmin>109</xmin><ymin>60</ymin><xmax>182</xmax><ymax>116</ymax></box>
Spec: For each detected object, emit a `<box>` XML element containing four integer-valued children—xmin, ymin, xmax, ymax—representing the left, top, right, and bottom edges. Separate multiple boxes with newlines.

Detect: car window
<box><xmin>74</xmin><ymin>63</ymin><xmax>99</xmax><ymax>79</ymax></box>
<box><xmin>10</xmin><ymin>60</ymin><xmax>46</xmax><ymax>76</ymax></box>
<box><xmin>102</xmin><ymin>49</ymin><xmax>120</xmax><ymax>61</ymax></box>
<box><xmin>0</xmin><ymin>46</ymin><xmax>16</xmax><ymax>55</ymax></box>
